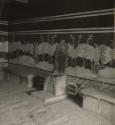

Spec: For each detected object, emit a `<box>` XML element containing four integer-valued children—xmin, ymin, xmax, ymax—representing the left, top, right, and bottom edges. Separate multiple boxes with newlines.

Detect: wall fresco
<box><xmin>0</xmin><ymin>35</ymin><xmax>8</xmax><ymax>63</ymax></box>
<box><xmin>0</xmin><ymin>20</ymin><xmax>8</xmax><ymax>65</ymax></box>
<box><xmin>8</xmin><ymin>8</ymin><xmax>115</xmax><ymax>79</ymax></box>
<box><xmin>8</xmin><ymin>32</ymin><xmax>114</xmax><ymax>77</ymax></box>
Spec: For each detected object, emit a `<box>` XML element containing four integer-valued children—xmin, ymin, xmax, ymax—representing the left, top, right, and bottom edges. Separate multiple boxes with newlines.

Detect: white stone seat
<box><xmin>81</xmin><ymin>88</ymin><xmax>115</xmax><ymax>124</ymax></box>
<box><xmin>81</xmin><ymin>88</ymin><xmax>115</xmax><ymax>104</ymax></box>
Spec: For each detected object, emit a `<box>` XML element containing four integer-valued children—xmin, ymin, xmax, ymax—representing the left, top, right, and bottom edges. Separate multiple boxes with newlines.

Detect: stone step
<box><xmin>81</xmin><ymin>88</ymin><xmax>115</xmax><ymax>124</ymax></box>
<box><xmin>31</xmin><ymin>106</ymin><xmax>68</xmax><ymax>125</ymax></box>
<box><xmin>45</xmin><ymin>95</ymin><xmax>67</xmax><ymax>104</ymax></box>
<box><xmin>31</xmin><ymin>91</ymin><xmax>67</xmax><ymax>104</ymax></box>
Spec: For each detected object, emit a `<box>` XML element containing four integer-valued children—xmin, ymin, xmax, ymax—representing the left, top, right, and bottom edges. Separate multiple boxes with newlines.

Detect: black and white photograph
<box><xmin>0</xmin><ymin>0</ymin><xmax>115</xmax><ymax>125</ymax></box>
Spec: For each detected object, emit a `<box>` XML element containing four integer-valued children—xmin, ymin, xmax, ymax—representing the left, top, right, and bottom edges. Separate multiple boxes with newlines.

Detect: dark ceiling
<box><xmin>0</xmin><ymin>0</ymin><xmax>114</xmax><ymax>21</ymax></box>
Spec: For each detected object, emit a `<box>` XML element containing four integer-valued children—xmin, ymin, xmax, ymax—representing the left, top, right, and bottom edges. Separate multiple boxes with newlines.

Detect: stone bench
<box><xmin>81</xmin><ymin>88</ymin><xmax>115</xmax><ymax>124</ymax></box>
<box><xmin>5</xmin><ymin>63</ymin><xmax>48</xmax><ymax>89</ymax></box>
<box><xmin>6</xmin><ymin>68</ymin><xmax>36</xmax><ymax>88</ymax></box>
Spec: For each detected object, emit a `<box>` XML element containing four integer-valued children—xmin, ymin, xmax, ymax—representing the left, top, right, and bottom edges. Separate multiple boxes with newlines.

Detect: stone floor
<box><xmin>0</xmin><ymin>75</ymin><xmax>113</xmax><ymax>125</ymax></box>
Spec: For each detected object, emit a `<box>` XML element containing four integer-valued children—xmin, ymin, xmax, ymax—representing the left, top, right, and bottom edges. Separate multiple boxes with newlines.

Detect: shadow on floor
<box><xmin>67</xmin><ymin>94</ymin><xmax>83</xmax><ymax>107</ymax></box>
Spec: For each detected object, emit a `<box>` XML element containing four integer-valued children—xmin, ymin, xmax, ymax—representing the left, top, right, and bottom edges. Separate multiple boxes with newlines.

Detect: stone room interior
<box><xmin>0</xmin><ymin>0</ymin><xmax>115</xmax><ymax>125</ymax></box>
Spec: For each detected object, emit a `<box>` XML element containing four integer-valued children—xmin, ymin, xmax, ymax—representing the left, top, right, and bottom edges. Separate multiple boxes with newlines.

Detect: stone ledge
<box><xmin>81</xmin><ymin>88</ymin><xmax>115</xmax><ymax>104</ymax></box>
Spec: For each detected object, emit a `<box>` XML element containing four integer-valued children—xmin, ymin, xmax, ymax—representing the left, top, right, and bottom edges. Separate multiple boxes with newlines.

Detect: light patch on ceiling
<box><xmin>15</xmin><ymin>0</ymin><xmax>28</xmax><ymax>4</ymax></box>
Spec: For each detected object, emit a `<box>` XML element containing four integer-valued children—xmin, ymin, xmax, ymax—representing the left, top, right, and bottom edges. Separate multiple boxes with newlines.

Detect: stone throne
<box><xmin>44</xmin><ymin>39</ymin><xmax>68</xmax><ymax>97</ymax></box>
